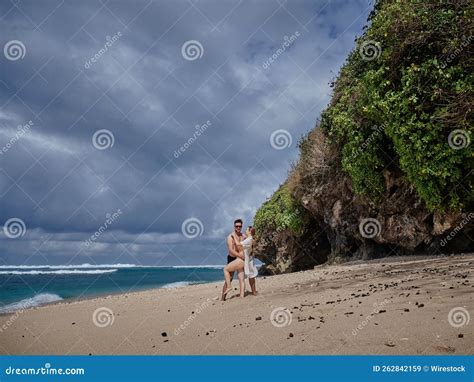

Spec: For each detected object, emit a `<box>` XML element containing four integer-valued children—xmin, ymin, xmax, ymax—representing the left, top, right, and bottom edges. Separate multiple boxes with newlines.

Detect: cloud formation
<box><xmin>0</xmin><ymin>0</ymin><xmax>371</xmax><ymax>265</ymax></box>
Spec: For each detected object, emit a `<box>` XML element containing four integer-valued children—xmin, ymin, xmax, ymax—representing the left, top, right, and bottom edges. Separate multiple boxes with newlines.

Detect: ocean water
<box><xmin>0</xmin><ymin>264</ymin><xmax>224</xmax><ymax>314</ymax></box>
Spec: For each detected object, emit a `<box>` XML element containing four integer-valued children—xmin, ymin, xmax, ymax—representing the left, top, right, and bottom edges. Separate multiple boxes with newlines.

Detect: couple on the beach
<box><xmin>221</xmin><ymin>219</ymin><xmax>258</xmax><ymax>301</ymax></box>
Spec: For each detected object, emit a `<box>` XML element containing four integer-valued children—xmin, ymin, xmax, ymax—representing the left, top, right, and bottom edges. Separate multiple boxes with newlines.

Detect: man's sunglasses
<box><xmin>234</xmin><ymin>225</ymin><xmax>242</xmax><ymax>228</ymax></box>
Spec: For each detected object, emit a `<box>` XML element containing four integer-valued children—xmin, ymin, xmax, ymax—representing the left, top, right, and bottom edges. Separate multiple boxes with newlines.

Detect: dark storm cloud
<box><xmin>0</xmin><ymin>0</ymin><xmax>371</xmax><ymax>265</ymax></box>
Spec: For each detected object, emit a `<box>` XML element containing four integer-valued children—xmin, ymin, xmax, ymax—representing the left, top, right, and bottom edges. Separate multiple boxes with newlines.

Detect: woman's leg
<box><xmin>249</xmin><ymin>277</ymin><xmax>257</xmax><ymax>295</ymax></box>
<box><xmin>237</xmin><ymin>270</ymin><xmax>245</xmax><ymax>297</ymax></box>
<box><xmin>222</xmin><ymin>259</ymin><xmax>244</xmax><ymax>299</ymax></box>
<box><xmin>221</xmin><ymin>275</ymin><xmax>233</xmax><ymax>301</ymax></box>
<box><xmin>222</xmin><ymin>268</ymin><xmax>232</xmax><ymax>299</ymax></box>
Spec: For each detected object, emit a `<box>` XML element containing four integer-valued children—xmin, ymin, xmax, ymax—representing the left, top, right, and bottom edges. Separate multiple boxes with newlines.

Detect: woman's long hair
<box><xmin>248</xmin><ymin>226</ymin><xmax>256</xmax><ymax>256</ymax></box>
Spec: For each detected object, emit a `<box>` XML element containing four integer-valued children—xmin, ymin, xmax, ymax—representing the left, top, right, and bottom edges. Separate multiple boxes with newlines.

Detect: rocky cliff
<box><xmin>254</xmin><ymin>0</ymin><xmax>473</xmax><ymax>274</ymax></box>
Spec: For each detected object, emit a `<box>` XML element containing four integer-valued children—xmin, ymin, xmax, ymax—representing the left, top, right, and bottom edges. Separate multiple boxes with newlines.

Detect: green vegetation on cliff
<box><xmin>318</xmin><ymin>0</ymin><xmax>473</xmax><ymax>211</ymax></box>
<box><xmin>254</xmin><ymin>184</ymin><xmax>304</xmax><ymax>236</ymax></box>
<box><xmin>253</xmin><ymin>0</ymin><xmax>473</xmax><ymax>268</ymax></box>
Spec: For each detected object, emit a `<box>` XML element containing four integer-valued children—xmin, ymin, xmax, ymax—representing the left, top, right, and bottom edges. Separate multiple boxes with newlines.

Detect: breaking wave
<box><xmin>0</xmin><ymin>293</ymin><xmax>63</xmax><ymax>314</ymax></box>
<box><xmin>0</xmin><ymin>269</ymin><xmax>118</xmax><ymax>275</ymax></box>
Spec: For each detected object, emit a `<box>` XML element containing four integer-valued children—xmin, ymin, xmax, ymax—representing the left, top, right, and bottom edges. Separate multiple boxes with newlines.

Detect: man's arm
<box><xmin>227</xmin><ymin>235</ymin><xmax>244</xmax><ymax>259</ymax></box>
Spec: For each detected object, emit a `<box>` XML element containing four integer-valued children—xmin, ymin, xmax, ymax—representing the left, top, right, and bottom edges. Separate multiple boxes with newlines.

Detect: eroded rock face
<box><xmin>255</xmin><ymin>217</ymin><xmax>330</xmax><ymax>275</ymax></box>
<box><xmin>299</xmin><ymin>165</ymin><xmax>472</xmax><ymax>259</ymax></box>
<box><xmin>254</xmin><ymin>130</ymin><xmax>473</xmax><ymax>274</ymax></box>
<box><xmin>432</xmin><ymin>211</ymin><xmax>462</xmax><ymax>235</ymax></box>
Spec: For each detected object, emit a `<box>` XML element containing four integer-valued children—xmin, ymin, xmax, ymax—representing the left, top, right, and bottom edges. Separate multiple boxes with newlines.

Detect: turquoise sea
<box><xmin>0</xmin><ymin>264</ymin><xmax>224</xmax><ymax>313</ymax></box>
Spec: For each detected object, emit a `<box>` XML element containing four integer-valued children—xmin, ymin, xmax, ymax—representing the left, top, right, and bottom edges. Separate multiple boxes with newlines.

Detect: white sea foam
<box><xmin>0</xmin><ymin>264</ymin><xmax>225</xmax><ymax>270</ymax></box>
<box><xmin>0</xmin><ymin>293</ymin><xmax>63</xmax><ymax>314</ymax></box>
<box><xmin>170</xmin><ymin>265</ymin><xmax>225</xmax><ymax>269</ymax></box>
<box><xmin>0</xmin><ymin>269</ymin><xmax>118</xmax><ymax>275</ymax></box>
<box><xmin>161</xmin><ymin>281</ymin><xmax>196</xmax><ymax>289</ymax></box>
<box><xmin>0</xmin><ymin>263</ymin><xmax>136</xmax><ymax>269</ymax></box>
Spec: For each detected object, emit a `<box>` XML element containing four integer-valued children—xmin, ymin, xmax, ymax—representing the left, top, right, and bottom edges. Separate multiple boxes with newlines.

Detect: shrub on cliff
<box><xmin>254</xmin><ymin>0</ymin><xmax>473</xmax><ymax>266</ymax></box>
<box><xmin>254</xmin><ymin>184</ymin><xmax>304</xmax><ymax>236</ymax></box>
<box><xmin>318</xmin><ymin>0</ymin><xmax>473</xmax><ymax>211</ymax></box>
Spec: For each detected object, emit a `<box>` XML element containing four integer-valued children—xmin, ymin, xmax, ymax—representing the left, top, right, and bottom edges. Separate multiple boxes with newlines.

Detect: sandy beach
<box><xmin>0</xmin><ymin>254</ymin><xmax>472</xmax><ymax>355</ymax></box>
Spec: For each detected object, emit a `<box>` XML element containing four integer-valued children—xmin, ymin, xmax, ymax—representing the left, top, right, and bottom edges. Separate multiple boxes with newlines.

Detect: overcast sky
<box><xmin>0</xmin><ymin>0</ymin><xmax>372</xmax><ymax>266</ymax></box>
